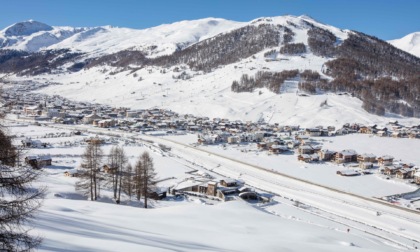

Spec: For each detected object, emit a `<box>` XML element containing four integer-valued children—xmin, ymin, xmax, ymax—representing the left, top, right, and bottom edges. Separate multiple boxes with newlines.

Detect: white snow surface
<box><xmin>388</xmin><ymin>32</ymin><xmax>420</xmax><ymax>58</ymax></box>
<box><xmin>0</xmin><ymin>15</ymin><xmax>348</xmax><ymax>57</ymax></box>
<box><xmin>6</xmin><ymin>123</ymin><xmax>419</xmax><ymax>252</ymax></box>
<box><xmin>4</xmin><ymin>15</ymin><xmax>420</xmax><ymax>127</ymax></box>
<box><xmin>0</xmin><ymin>18</ymin><xmax>243</xmax><ymax>56</ymax></box>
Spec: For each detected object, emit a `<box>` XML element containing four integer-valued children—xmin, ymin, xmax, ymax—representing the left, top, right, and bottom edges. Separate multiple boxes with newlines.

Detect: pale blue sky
<box><xmin>1</xmin><ymin>0</ymin><xmax>419</xmax><ymax>40</ymax></box>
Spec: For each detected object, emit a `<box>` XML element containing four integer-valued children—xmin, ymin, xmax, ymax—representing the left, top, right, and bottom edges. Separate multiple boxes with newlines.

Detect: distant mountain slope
<box><xmin>389</xmin><ymin>32</ymin><xmax>420</xmax><ymax>58</ymax></box>
<box><xmin>0</xmin><ymin>18</ymin><xmax>243</xmax><ymax>56</ymax></box>
<box><xmin>1</xmin><ymin>16</ymin><xmax>420</xmax><ymax>122</ymax></box>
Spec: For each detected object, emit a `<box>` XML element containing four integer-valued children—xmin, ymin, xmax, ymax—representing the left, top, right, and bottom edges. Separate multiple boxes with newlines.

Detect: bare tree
<box><xmin>108</xmin><ymin>146</ymin><xmax>128</xmax><ymax>204</ymax></box>
<box><xmin>122</xmin><ymin>163</ymin><xmax>134</xmax><ymax>199</ymax></box>
<box><xmin>134</xmin><ymin>157</ymin><xmax>144</xmax><ymax>201</ymax></box>
<box><xmin>135</xmin><ymin>151</ymin><xmax>157</xmax><ymax>208</ymax></box>
<box><xmin>76</xmin><ymin>140</ymin><xmax>103</xmax><ymax>201</ymax></box>
<box><xmin>0</xmin><ymin>127</ymin><xmax>45</xmax><ymax>251</ymax></box>
<box><xmin>108</xmin><ymin>146</ymin><xmax>118</xmax><ymax>199</ymax></box>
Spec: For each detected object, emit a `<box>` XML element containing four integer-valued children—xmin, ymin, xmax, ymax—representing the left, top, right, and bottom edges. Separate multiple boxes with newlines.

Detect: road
<box><xmin>12</xmin><ymin>120</ymin><xmax>420</xmax><ymax>249</ymax></box>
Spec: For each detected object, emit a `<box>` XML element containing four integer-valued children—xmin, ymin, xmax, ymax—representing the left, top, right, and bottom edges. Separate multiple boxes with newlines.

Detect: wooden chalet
<box><xmin>335</xmin><ymin>150</ymin><xmax>357</xmax><ymax>164</ymax></box>
<box><xmin>318</xmin><ymin>149</ymin><xmax>336</xmax><ymax>161</ymax></box>
<box><xmin>395</xmin><ymin>168</ymin><xmax>416</xmax><ymax>179</ymax></box>
<box><xmin>298</xmin><ymin>145</ymin><xmax>314</xmax><ymax>155</ymax></box>
<box><xmin>220</xmin><ymin>178</ymin><xmax>238</xmax><ymax>187</ymax></box>
<box><xmin>383</xmin><ymin>165</ymin><xmax>401</xmax><ymax>176</ymax></box>
<box><xmin>415</xmin><ymin>172</ymin><xmax>420</xmax><ymax>184</ymax></box>
<box><xmin>64</xmin><ymin>170</ymin><xmax>79</xmax><ymax>177</ymax></box>
<box><xmin>269</xmin><ymin>145</ymin><xmax>289</xmax><ymax>154</ymax></box>
<box><xmin>305</xmin><ymin>128</ymin><xmax>322</xmax><ymax>137</ymax></box>
<box><xmin>359</xmin><ymin>162</ymin><xmax>374</xmax><ymax>169</ymax></box>
<box><xmin>298</xmin><ymin>154</ymin><xmax>311</xmax><ymax>163</ymax></box>
<box><xmin>377</xmin><ymin>155</ymin><xmax>394</xmax><ymax>167</ymax></box>
<box><xmin>336</xmin><ymin>170</ymin><xmax>359</xmax><ymax>176</ymax></box>
<box><xmin>357</xmin><ymin>153</ymin><xmax>377</xmax><ymax>163</ymax></box>
<box><xmin>103</xmin><ymin>164</ymin><xmax>118</xmax><ymax>174</ymax></box>
<box><xmin>25</xmin><ymin>155</ymin><xmax>52</xmax><ymax>169</ymax></box>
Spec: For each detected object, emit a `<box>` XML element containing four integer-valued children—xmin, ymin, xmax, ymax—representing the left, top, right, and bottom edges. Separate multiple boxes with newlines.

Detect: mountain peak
<box><xmin>3</xmin><ymin>20</ymin><xmax>53</xmax><ymax>37</ymax></box>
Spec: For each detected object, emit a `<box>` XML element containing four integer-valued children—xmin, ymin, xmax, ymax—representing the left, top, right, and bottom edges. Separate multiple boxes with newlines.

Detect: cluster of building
<box><xmin>3</xmin><ymin>81</ymin><xmax>420</xmax><ymax>187</ymax></box>
<box><xmin>171</xmin><ymin>175</ymin><xmax>271</xmax><ymax>202</ymax></box>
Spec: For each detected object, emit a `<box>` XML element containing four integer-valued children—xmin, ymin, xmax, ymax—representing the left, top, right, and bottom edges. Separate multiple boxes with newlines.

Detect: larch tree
<box><xmin>108</xmin><ymin>146</ymin><xmax>128</xmax><ymax>204</ymax></box>
<box><xmin>0</xmin><ymin>126</ymin><xmax>45</xmax><ymax>251</ymax></box>
<box><xmin>136</xmin><ymin>151</ymin><xmax>157</xmax><ymax>208</ymax></box>
<box><xmin>76</xmin><ymin>140</ymin><xmax>103</xmax><ymax>201</ymax></box>
<box><xmin>122</xmin><ymin>163</ymin><xmax>134</xmax><ymax>199</ymax></box>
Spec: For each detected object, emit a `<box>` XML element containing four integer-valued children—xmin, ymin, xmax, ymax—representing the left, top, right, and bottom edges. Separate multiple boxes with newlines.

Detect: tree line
<box><xmin>76</xmin><ymin>141</ymin><xmax>157</xmax><ymax>208</ymax></box>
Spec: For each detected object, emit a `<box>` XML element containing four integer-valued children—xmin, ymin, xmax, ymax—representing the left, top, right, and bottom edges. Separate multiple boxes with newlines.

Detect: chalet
<box><xmin>359</xmin><ymin>162</ymin><xmax>373</xmax><ymax>169</ymax></box>
<box><xmin>227</xmin><ymin>136</ymin><xmax>240</xmax><ymax>144</ymax></box>
<box><xmin>298</xmin><ymin>145</ymin><xmax>314</xmax><ymax>155</ymax></box>
<box><xmin>220</xmin><ymin>178</ymin><xmax>238</xmax><ymax>187</ymax></box>
<box><xmin>336</xmin><ymin>170</ymin><xmax>359</xmax><ymax>176</ymax></box>
<box><xmin>287</xmin><ymin>140</ymin><xmax>300</xmax><ymax>149</ymax></box>
<box><xmin>318</xmin><ymin>149</ymin><xmax>336</xmax><ymax>161</ymax></box>
<box><xmin>206</xmin><ymin>181</ymin><xmax>217</xmax><ymax>196</ymax></box>
<box><xmin>83</xmin><ymin>112</ymin><xmax>102</xmax><ymax>124</ymax></box>
<box><xmin>384</xmin><ymin>165</ymin><xmax>402</xmax><ymax>176</ymax></box>
<box><xmin>21</xmin><ymin>139</ymin><xmax>47</xmax><ymax>148</ymax></box>
<box><xmin>103</xmin><ymin>164</ymin><xmax>118</xmax><ymax>174</ymax></box>
<box><xmin>395</xmin><ymin>168</ymin><xmax>416</xmax><ymax>179</ymax></box>
<box><xmin>97</xmin><ymin>119</ymin><xmax>115</xmax><ymax>128</ymax></box>
<box><xmin>253</xmin><ymin>131</ymin><xmax>266</xmax><ymax>142</ymax></box>
<box><xmin>148</xmin><ymin>191</ymin><xmax>167</xmax><ymax>200</ymax></box>
<box><xmin>408</xmin><ymin>131</ymin><xmax>420</xmax><ymax>139</ymax></box>
<box><xmin>25</xmin><ymin>155</ymin><xmax>52</xmax><ymax>169</ymax></box>
<box><xmin>298</xmin><ymin>154</ymin><xmax>311</xmax><ymax>163</ymax></box>
<box><xmin>295</xmin><ymin>135</ymin><xmax>310</xmax><ymax>143</ymax></box>
<box><xmin>269</xmin><ymin>145</ymin><xmax>289</xmax><ymax>154</ymax></box>
<box><xmin>357</xmin><ymin>153</ymin><xmax>376</xmax><ymax>163</ymax></box>
<box><xmin>257</xmin><ymin>142</ymin><xmax>268</xmax><ymax>150</ymax></box>
<box><xmin>217</xmin><ymin>188</ymin><xmax>238</xmax><ymax>201</ymax></box>
<box><xmin>24</xmin><ymin>105</ymin><xmax>41</xmax><ymax>116</ymax></box>
<box><xmin>414</xmin><ymin>172</ymin><xmax>420</xmax><ymax>184</ymax></box>
<box><xmin>305</xmin><ymin>128</ymin><xmax>322</xmax><ymax>137</ymax></box>
<box><xmin>327</xmin><ymin>126</ymin><xmax>336</xmax><ymax>132</ymax></box>
<box><xmin>335</xmin><ymin>149</ymin><xmax>357</xmax><ymax>164</ymax></box>
<box><xmin>359</xmin><ymin>126</ymin><xmax>373</xmax><ymax>134</ymax></box>
<box><xmin>391</xmin><ymin>131</ymin><xmax>403</xmax><ymax>138</ymax></box>
<box><xmin>64</xmin><ymin>170</ymin><xmax>79</xmax><ymax>177</ymax></box>
<box><xmin>377</xmin><ymin>155</ymin><xmax>394</xmax><ymax>167</ymax></box>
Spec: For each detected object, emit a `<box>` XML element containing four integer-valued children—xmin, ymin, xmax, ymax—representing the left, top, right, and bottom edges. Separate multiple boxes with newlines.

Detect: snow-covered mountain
<box><xmin>0</xmin><ymin>18</ymin><xmax>243</xmax><ymax>56</ymax></box>
<box><xmin>0</xmin><ymin>20</ymin><xmax>90</xmax><ymax>52</ymax></box>
<box><xmin>1</xmin><ymin>16</ymin><xmax>420</xmax><ymax>126</ymax></box>
<box><xmin>388</xmin><ymin>32</ymin><xmax>420</xmax><ymax>58</ymax></box>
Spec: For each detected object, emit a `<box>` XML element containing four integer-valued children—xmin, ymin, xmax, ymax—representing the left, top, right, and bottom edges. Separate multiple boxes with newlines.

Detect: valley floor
<box><xmin>5</xmin><ymin>121</ymin><xmax>420</xmax><ymax>251</ymax></box>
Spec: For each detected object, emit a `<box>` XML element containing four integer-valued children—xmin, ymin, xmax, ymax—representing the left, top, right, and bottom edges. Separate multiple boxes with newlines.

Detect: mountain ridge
<box><xmin>389</xmin><ymin>32</ymin><xmax>420</xmax><ymax>57</ymax></box>
<box><xmin>1</xmin><ymin>16</ymin><xmax>420</xmax><ymax>124</ymax></box>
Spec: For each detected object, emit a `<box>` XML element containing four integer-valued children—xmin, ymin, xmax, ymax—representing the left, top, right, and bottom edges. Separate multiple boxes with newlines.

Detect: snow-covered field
<box><xmin>162</xmin><ymin>133</ymin><xmax>418</xmax><ymax>198</ymax></box>
<box><xmin>6</xmin><ymin>123</ymin><xmax>420</xmax><ymax>251</ymax></box>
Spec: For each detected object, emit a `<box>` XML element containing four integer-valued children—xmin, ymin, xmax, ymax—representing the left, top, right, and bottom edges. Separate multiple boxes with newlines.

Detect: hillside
<box><xmin>1</xmin><ymin>15</ymin><xmax>420</xmax><ymax>124</ymax></box>
<box><xmin>389</xmin><ymin>32</ymin><xmax>420</xmax><ymax>58</ymax></box>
